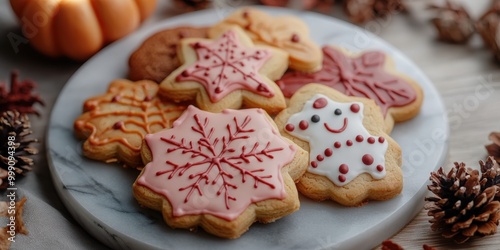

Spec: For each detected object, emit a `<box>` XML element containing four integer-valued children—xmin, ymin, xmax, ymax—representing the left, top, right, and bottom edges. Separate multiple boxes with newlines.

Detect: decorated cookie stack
<box><xmin>73</xmin><ymin>7</ymin><xmax>423</xmax><ymax>239</ymax></box>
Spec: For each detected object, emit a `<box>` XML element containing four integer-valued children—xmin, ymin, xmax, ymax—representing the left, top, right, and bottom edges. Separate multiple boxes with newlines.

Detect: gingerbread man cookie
<box><xmin>159</xmin><ymin>26</ymin><xmax>288</xmax><ymax>115</ymax></box>
<box><xmin>209</xmin><ymin>8</ymin><xmax>322</xmax><ymax>72</ymax></box>
<box><xmin>277</xmin><ymin>46</ymin><xmax>424</xmax><ymax>133</ymax></box>
<box><xmin>74</xmin><ymin>79</ymin><xmax>186</xmax><ymax>168</ymax></box>
<box><xmin>274</xmin><ymin>84</ymin><xmax>402</xmax><ymax>206</ymax></box>
<box><xmin>133</xmin><ymin>106</ymin><xmax>308</xmax><ymax>238</ymax></box>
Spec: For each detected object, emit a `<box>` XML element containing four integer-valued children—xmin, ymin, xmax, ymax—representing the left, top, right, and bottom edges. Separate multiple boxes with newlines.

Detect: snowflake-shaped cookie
<box><xmin>134</xmin><ymin>106</ymin><xmax>307</xmax><ymax>238</ymax></box>
<box><xmin>274</xmin><ymin>84</ymin><xmax>402</xmax><ymax>206</ymax></box>
<box><xmin>277</xmin><ymin>46</ymin><xmax>423</xmax><ymax>129</ymax></box>
<box><xmin>159</xmin><ymin>26</ymin><xmax>288</xmax><ymax>115</ymax></box>
<box><xmin>74</xmin><ymin>79</ymin><xmax>186</xmax><ymax>168</ymax></box>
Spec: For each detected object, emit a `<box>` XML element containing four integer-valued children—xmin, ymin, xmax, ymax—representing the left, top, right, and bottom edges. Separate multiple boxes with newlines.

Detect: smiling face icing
<box><xmin>285</xmin><ymin>94</ymin><xmax>388</xmax><ymax>186</ymax></box>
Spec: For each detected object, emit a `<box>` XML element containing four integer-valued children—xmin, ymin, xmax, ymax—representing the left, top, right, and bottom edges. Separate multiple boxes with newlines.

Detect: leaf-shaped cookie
<box><xmin>74</xmin><ymin>79</ymin><xmax>186</xmax><ymax>168</ymax></box>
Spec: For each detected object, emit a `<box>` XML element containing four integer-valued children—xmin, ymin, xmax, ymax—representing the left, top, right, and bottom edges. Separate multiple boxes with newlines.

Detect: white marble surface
<box><xmin>47</xmin><ymin>7</ymin><xmax>448</xmax><ymax>250</ymax></box>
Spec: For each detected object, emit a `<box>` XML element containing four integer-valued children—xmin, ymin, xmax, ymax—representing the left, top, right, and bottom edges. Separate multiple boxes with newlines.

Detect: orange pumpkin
<box><xmin>10</xmin><ymin>0</ymin><xmax>157</xmax><ymax>61</ymax></box>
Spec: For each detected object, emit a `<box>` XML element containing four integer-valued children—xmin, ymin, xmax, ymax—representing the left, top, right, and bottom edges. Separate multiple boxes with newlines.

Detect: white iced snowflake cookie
<box><xmin>274</xmin><ymin>84</ymin><xmax>402</xmax><ymax>206</ymax></box>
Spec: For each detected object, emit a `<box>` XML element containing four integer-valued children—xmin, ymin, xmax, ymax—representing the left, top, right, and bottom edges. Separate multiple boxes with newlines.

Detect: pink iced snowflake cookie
<box><xmin>277</xmin><ymin>46</ymin><xmax>424</xmax><ymax>133</ymax></box>
<box><xmin>274</xmin><ymin>84</ymin><xmax>402</xmax><ymax>206</ymax></box>
<box><xmin>159</xmin><ymin>26</ymin><xmax>288</xmax><ymax>115</ymax></box>
<box><xmin>133</xmin><ymin>105</ymin><xmax>308</xmax><ymax>238</ymax></box>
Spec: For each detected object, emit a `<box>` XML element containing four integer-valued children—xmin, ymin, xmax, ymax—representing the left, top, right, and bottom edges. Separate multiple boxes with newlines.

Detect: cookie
<box><xmin>277</xmin><ymin>46</ymin><xmax>424</xmax><ymax>133</ymax></box>
<box><xmin>274</xmin><ymin>84</ymin><xmax>403</xmax><ymax>206</ymax></box>
<box><xmin>209</xmin><ymin>8</ymin><xmax>322</xmax><ymax>72</ymax></box>
<box><xmin>133</xmin><ymin>105</ymin><xmax>308</xmax><ymax>238</ymax></box>
<box><xmin>159</xmin><ymin>26</ymin><xmax>288</xmax><ymax>115</ymax></box>
<box><xmin>128</xmin><ymin>26</ymin><xmax>208</xmax><ymax>83</ymax></box>
<box><xmin>74</xmin><ymin>79</ymin><xmax>186</xmax><ymax>168</ymax></box>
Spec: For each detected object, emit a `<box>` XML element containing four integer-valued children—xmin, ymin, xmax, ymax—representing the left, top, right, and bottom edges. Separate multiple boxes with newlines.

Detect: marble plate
<box><xmin>47</xmin><ymin>7</ymin><xmax>449</xmax><ymax>250</ymax></box>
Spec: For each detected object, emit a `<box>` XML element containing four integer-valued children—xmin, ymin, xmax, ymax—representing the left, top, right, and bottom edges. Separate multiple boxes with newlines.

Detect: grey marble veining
<box><xmin>47</xmin><ymin>7</ymin><xmax>448</xmax><ymax>250</ymax></box>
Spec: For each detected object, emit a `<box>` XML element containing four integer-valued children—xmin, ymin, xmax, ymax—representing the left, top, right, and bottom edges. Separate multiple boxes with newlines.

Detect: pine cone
<box><xmin>485</xmin><ymin>132</ymin><xmax>500</xmax><ymax>162</ymax></box>
<box><xmin>373</xmin><ymin>0</ymin><xmax>405</xmax><ymax>17</ymax></box>
<box><xmin>476</xmin><ymin>2</ymin><xmax>500</xmax><ymax>61</ymax></box>
<box><xmin>172</xmin><ymin>0</ymin><xmax>211</xmax><ymax>11</ymax></box>
<box><xmin>0</xmin><ymin>111</ymin><xmax>38</xmax><ymax>190</ymax></box>
<box><xmin>344</xmin><ymin>0</ymin><xmax>376</xmax><ymax>24</ymax></box>
<box><xmin>344</xmin><ymin>0</ymin><xmax>405</xmax><ymax>24</ymax></box>
<box><xmin>425</xmin><ymin>161</ymin><xmax>500</xmax><ymax>243</ymax></box>
<box><xmin>480</xmin><ymin>156</ymin><xmax>500</xmax><ymax>199</ymax></box>
<box><xmin>428</xmin><ymin>0</ymin><xmax>475</xmax><ymax>44</ymax></box>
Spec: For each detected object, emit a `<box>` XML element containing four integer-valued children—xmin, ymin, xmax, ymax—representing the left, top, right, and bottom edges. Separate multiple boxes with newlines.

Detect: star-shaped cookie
<box><xmin>159</xmin><ymin>26</ymin><xmax>288</xmax><ymax>115</ymax></box>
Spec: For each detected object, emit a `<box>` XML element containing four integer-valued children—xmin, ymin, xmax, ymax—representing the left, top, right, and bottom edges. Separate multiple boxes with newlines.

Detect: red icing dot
<box><xmin>378</xmin><ymin>137</ymin><xmax>385</xmax><ymax>143</ymax></box>
<box><xmin>181</xmin><ymin>70</ymin><xmax>189</xmax><ymax>77</ymax></box>
<box><xmin>324</xmin><ymin>148</ymin><xmax>333</xmax><ymax>157</ymax></box>
<box><xmin>377</xmin><ymin>165</ymin><xmax>384</xmax><ymax>172</ymax></box>
<box><xmin>356</xmin><ymin>135</ymin><xmax>364</xmax><ymax>142</ymax></box>
<box><xmin>257</xmin><ymin>84</ymin><xmax>269</xmax><ymax>92</ymax></box>
<box><xmin>193</xmin><ymin>42</ymin><xmax>201</xmax><ymax>49</ymax></box>
<box><xmin>299</xmin><ymin>120</ymin><xmax>309</xmax><ymax>130</ymax></box>
<box><xmin>350</xmin><ymin>104</ymin><xmax>360</xmax><ymax>113</ymax></box>
<box><xmin>313</xmin><ymin>97</ymin><xmax>328</xmax><ymax>109</ymax></box>
<box><xmin>338</xmin><ymin>175</ymin><xmax>346</xmax><ymax>182</ymax></box>
<box><xmin>368</xmin><ymin>137</ymin><xmax>376</xmax><ymax>144</ymax></box>
<box><xmin>143</xmin><ymin>95</ymin><xmax>153</xmax><ymax>101</ymax></box>
<box><xmin>346</xmin><ymin>140</ymin><xmax>353</xmax><ymax>146</ymax></box>
<box><xmin>311</xmin><ymin>161</ymin><xmax>318</xmax><ymax>168</ymax></box>
<box><xmin>339</xmin><ymin>164</ymin><xmax>349</xmax><ymax>174</ymax></box>
<box><xmin>113</xmin><ymin>121</ymin><xmax>124</xmax><ymax>130</ymax></box>
<box><xmin>362</xmin><ymin>154</ymin><xmax>374</xmax><ymax>165</ymax></box>
<box><xmin>334</xmin><ymin>142</ymin><xmax>341</xmax><ymax>148</ymax></box>
<box><xmin>317</xmin><ymin>155</ymin><xmax>324</xmax><ymax>161</ymax></box>
<box><xmin>291</xmin><ymin>34</ymin><xmax>300</xmax><ymax>43</ymax></box>
<box><xmin>111</xmin><ymin>95</ymin><xmax>120</xmax><ymax>102</ymax></box>
<box><xmin>285</xmin><ymin>124</ymin><xmax>295</xmax><ymax>132</ymax></box>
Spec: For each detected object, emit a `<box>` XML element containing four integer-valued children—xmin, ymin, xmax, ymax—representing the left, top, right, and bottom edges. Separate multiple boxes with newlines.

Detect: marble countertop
<box><xmin>1</xmin><ymin>0</ymin><xmax>500</xmax><ymax>249</ymax></box>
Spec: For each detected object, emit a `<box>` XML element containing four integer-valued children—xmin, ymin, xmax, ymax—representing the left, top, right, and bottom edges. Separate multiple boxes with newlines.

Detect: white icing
<box><xmin>285</xmin><ymin>94</ymin><xmax>388</xmax><ymax>186</ymax></box>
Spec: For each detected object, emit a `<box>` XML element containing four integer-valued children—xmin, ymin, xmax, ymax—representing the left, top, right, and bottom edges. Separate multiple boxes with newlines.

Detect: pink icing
<box><xmin>176</xmin><ymin>30</ymin><xmax>274</xmax><ymax>102</ymax></box>
<box><xmin>277</xmin><ymin>46</ymin><xmax>417</xmax><ymax>116</ymax></box>
<box><xmin>136</xmin><ymin>106</ymin><xmax>296</xmax><ymax>221</ymax></box>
